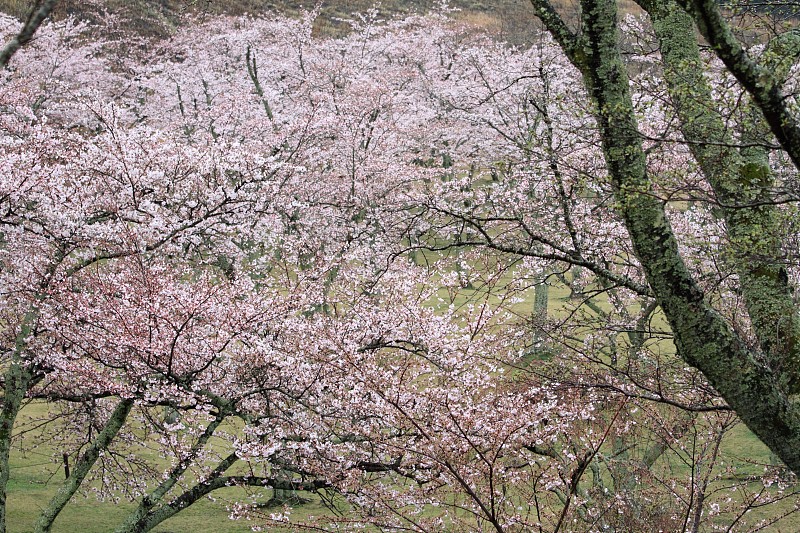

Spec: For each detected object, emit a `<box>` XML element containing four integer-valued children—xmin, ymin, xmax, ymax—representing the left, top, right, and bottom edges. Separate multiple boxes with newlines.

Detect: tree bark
<box><xmin>529</xmin><ymin>0</ymin><xmax>800</xmax><ymax>474</ymax></box>
<box><xmin>638</xmin><ymin>0</ymin><xmax>800</xmax><ymax>392</ymax></box>
<box><xmin>677</xmin><ymin>0</ymin><xmax>800</xmax><ymax>169</ymax></box>
<box><xmin>33</xmin><ymin>398</ymin><xmax>134</xmax><ymax>533</ymax></box>
<box><xmin>0</xmin><ymin>0</ymin><xmax>58</xmax><ymax>69</ymax></box>
<box><xmin>0</xmin><ymin>312</ymin><xmax>41</xmax><ymax>533</ymax></box>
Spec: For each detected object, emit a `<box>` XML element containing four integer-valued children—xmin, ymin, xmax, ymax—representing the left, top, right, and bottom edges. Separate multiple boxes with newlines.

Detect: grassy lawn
<box><xmin>9</xmin><ymin>422</ymin><xmax>792</xmax><ymax>532</ymax></box>
<box><xmin>7</xmin><ymin>443</ymin><xmax>337</xmax><ymax>532</ymax></box>
<box><xmin>6</xmin><ymin>401</ymin><xmax>338</xmax><ymax>532</ymax></box>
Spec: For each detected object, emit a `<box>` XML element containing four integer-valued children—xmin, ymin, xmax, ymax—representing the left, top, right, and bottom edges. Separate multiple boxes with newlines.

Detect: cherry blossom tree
<box><xmin>384</xmin><ymin>16</ymin><xmax>800</xmax><ymax>529</ymax></box>
<box><xmin>2</xmin><ymin>4</ymin><xmax>800</xmax><ymax>532</ymax></box>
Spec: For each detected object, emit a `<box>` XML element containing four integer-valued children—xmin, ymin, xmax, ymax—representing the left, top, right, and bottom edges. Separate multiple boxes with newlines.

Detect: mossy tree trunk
<box><xmin>0</xmin><ymin>311</ymin><xmax>42</xmax><ymax>533</ymax></box>
<box><xmin>677</xmin><ymin>0</ymin><xmax>800</xmax><ymax>170</ymax></box>
<box><xmin>639</xmin><ymin>0</ymin><xmax>800</xmax><ymax>393</ymax></box>
<box><xmin>528</xmin><ymin>0</ymin><xmax>800</xmax><ymax>474</ymax></box>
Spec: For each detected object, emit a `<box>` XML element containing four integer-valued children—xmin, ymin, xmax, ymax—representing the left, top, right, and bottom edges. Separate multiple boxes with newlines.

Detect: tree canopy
<box><xmin>1</xmin><ymin>1</ymin><xmax>800</xmax><ymax>531</ymax></box>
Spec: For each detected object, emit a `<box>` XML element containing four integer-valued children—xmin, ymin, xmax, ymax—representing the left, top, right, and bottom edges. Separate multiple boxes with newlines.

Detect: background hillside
<box><xmin>0</xmin><ymin>0</ymin><xmax>550</xmax><ymax>43</ymax></box>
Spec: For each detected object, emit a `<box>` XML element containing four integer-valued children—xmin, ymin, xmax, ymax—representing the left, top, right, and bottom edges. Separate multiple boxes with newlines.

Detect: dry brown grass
<box><xmin>0</xmin><ymin>0</ymin><xmax>30</xmax><ymax>19</ymax></box>
<box><xmin>456</xmin><ymin>11</ymin><xmax>504</xmax><ymax>33</ymax></box>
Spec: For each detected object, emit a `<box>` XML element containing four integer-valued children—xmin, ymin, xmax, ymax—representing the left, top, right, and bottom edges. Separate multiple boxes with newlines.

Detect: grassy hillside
<box><xmin>0</xmin><ymin>0</ymin><xmax>547</xmax><ymax>43</ymax></box>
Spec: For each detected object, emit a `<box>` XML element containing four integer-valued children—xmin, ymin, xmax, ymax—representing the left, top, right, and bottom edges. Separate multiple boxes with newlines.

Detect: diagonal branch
<box><xmin>677</xmin><ymin>0</ymin><xmax>800</xmax><ymax>169</ymax></box>
<box><xmin>0</xmin><ymin>0</ymin><xmax>58</xmax><ymax>69</ymax></box>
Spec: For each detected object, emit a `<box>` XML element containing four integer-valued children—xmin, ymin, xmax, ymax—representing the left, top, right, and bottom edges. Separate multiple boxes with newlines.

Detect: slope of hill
<box><xmin>0</xmin><ymin>0</ymin><xmax>544</xmax><ymax>43</ymax></box>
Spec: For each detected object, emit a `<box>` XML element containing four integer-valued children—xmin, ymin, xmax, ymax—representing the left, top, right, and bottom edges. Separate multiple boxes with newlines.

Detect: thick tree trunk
<box><xmin>640</xmin><ymin>0</ymin><xmax>800</xmax><ymax>392</ymax></box>
<box><xmin>0</xmin><ymin>312</ymin><xmax>41</xmax><ymax>533</ymax></box>
<box><xmin>0</xmin><ymin>367</ymin><xmax>30</xmax><ymax>533</ymax></box>
<box><xmin>529</xmin><ymin>0</ymin><xmax>800</xmax><ymax>474</ymax></box>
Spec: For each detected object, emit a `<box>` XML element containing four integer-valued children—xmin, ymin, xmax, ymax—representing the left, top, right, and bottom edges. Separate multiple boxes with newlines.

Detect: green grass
<box><xmin>5</xmin><ymin>278</ymin><xmax>799</xmax><ymax>532</ymax></box>
<box><xmin>6</xmin><ymin>454</ymin><xmax>337</xmax><ymax>532</ymax></box>
<box><xmin>5</xmin><ymin>481</ymin><xmax>333</xmax><ymax>533</ymax></box>
<box><xmin>6</xmin><ymin>401</ymin><xmax>338</xmax><ymax>532</ymax></box>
